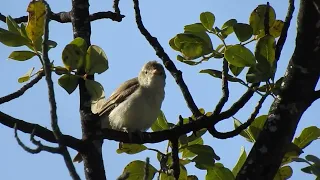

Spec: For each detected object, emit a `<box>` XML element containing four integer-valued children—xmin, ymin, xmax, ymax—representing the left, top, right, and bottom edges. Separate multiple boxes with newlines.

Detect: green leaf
<box><xmin>169</xmin><ymin>37</ymin><xmax>180</xmax><ymax>51</ymax></box>
<box><xmin>19</xmin><ymin>23</ymin><xmax>29</xmax><ymax>39</ymax></box>
<box><xmin>0</xmin><ymin>27</ymin><xmax>30</xmax><ymax>47</ymax></box>
<box><xmin>179</xmin><ymin>134</ymin><xmax>189</xmax><ymax>146</ymax></box>
<box><xmin>85</xmin><ymin>79</ymin><xmax>104</xmax><ymax>101</ymax></box>
<box><xmin>85</xmin><ymin>45</ymin><xmax>108</xmax><ymax>74</ymax></box>
<box><xmin>293</xmin><ymin>126</ymin><xmax>320</xmax><ymax>149</ymax></box>
<box><xmin>58</xmin><ymin>74</ymin><xmax>79</xmax><ymax>94</ymax></box>
<box><xmin>48</xmin><ymin>40</ymin><xmax>58</xmax><ymax>50</ymax></box>
<box><xmin>151</xmin><ymin>110</ymin><xmax>169</xmax><ymax>131</ymax></box>
<box><xmin>6</xmin><ymin>16</ymin><xmax>20</xmax><ymax>34</ymax></box>
<box><xmin>54</xmin><ymin>66</ymin><xmax>69</xmax><ymax>75</ymax></box>
<box><xmin>229</xmin><ymin>64</ymin><xmax>244</xmax><ymax>77</ymax></box>
<box><xmin>255</xmin><ymin>35</ymin><xmax>276</xmax><ymax>65</ymax></box>
<box><xmin>221</xmin><ymin>19</ymin><xmax>237</xmax><ymax>37</ymax></box>
<box><xmin>70</xmin><ymin>37</ymin><xmax>88</xmax><ymax>53</ymax></box>
<box><xmin>193</xmin><ymin>155</ymin><xmax>215</xmax><ymax>170</ymax></box>
<box><xmin>199</xmin><ymin>69</ymin><xmax>244</xmax><ymax>83</ymax></box>
<box><xmin>225</xmin><ymin>45</ymin><xmax>256</xmax><ymax>67</ymax></box>
<box><xmin>281</xmin><ymin>143</ymin><xmax>303</xmax><ymax>166</ymax></box>
<box><xmin>248</xmin><ymin>115</ymin><xmax>268</xmax><ymax>140</ymax></box>
<box><xmin>273</xmin><ymin>166</ymin><xmax>293</xmax><ymax>180</ymax></box>
<box><xmin>8</xmin><ymin>51</ymin><xmax>36</xmax><ymax>61</ymax></box>
<box><xmin>187</xmin><ymin>144</ymin><xmax>219</xmax><ymax>160</ymax></box>
<box><xmin>306</xmin><ymin>155</ymin><xmax>320</xmax><ymax>166</ymax></box>
<box><xmin>249</xmin><ymin>4</ymin><xmax>276</xmax><ymax>35</ymax></box>
<box><xmin>18</xmin><ymin>67</ymin><xmax>34</xmax><ymax>83</ymax></box>
<box><xmin>184</xmin><ymin>23</ymin><xmax>207</xmax><ymax>32</ymax></box>
<box><xmin>270</xmin><ymin>20</ymin><xmax>284</xmax><ymax>38</ymax></box>
<box><xmin>187</xmin><ymin>129</ymin><xmax>207</xmax><ymax>143</ymax></box>
<box><xmin>233</xmin><ymin>118</ymin><xmax>254</xmax><ymax>142</ymax></box>
<box><xmin>200</xmin><ymin>12</ymin><xmax>215</xmax><ymax>31</ymax></box>
<box><xmin>233</xmin><ymin>23</ymin><xmax>253</xmax><ymax>42</ymax></box>
<box><xmin>116</xmin><ymin>143</ymin><xmax>147</xmax><ymax>154</ymax></box>
<box><xmin>232</xmin><ymin>147</ymin><xmax>247</xmax><ymax>176</ymax></box>
<box><xmin>62</xmin><ymin>44</ymin><xmax>84</xmax><ymax>71</ymax></box>
<box><xmin>123</xmin><ymin>160</ymin><xmax>157</xmax><ymax>180</ymax></box>
<box><xmin>206</xmin><ymin>163</ymin><xmax>235</xmax><ymax>180</ymax></box>
<box><xmin>187</xmin><ymin>175</ymin><xmax>199</xmax><ymax>180</ymax></box>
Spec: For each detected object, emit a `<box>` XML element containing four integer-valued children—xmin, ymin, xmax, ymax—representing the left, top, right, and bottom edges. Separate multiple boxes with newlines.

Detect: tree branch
<box><xmin>132</xmin><ymin>0</ymin><xmax>201</xmax><ymax>117</ymax></box>
<box><xmin>171</xmin><ymin>138</ymin><xmax>180</xmax><ymax>179</ymax></box>
<box><xmin>0</xmin><ymin>11</ymin><xmax>124</xmax><ymax>24</ymax></box>
<box><xmin>213</xmin><ymin>60</ymin><xmax>230</xmax><ymax>115</ymax></box>
<box><xmin>0</xmin><ymin>111</ymin><xmax>81</xmax><ymax>150</ymax></box>
<box><xmin>312</xmin><ymin>90</ymin><xmax>320</xmax><ymax>101</ymax></box>
<box><xmin>275</xmin><ymin>0</ymin><xmax>295</xmax><ymax>61</ymax></box>
<box><xmin>210</xmin><ymin>94</ymin><xmax>267</xmax><ymax>139</ymax></box>
<box><xmin>0</xmin><ymin>72</ymin><xmax>44</xmax><ymax>105</ymax></box>
<box><xmin>143</xmin><ymin>157</ymin><xmax>150</xmax><ymax>180</ymax></box>
<box><xmin>113</xmin><ymin>0</ymin><xmax>121</xmax><ymax>15</ymax></box>
<box><xmin>14</xmin><ymin>124</ymin><xmax>60</xmax><ymax>154</ymax></box>
<box><xmin>42</xmin><ymin>2</ymin><xmax>80</xmax><ymax>180</ymax></box>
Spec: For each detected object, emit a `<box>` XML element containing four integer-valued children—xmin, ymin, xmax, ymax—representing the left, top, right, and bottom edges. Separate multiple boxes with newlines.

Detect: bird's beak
<box><xmin>151</xmin><ymin>69</ymin><xmax>162</xmax><ymax>75</ymax></box>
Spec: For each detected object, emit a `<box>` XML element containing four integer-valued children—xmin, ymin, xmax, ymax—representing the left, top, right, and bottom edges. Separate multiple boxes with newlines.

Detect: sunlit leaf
<box><xmin>249</xmin><ymin>4</ymin><xmax>276</xmax><ymax>35</ymax></box>
<box><xmin>0</xmin><ymin>28</ymin><xmax>30</xmax><ymax>47</ymax></box>
<box><xmin>225</xmin><ymin>45</ymin><xmax>256</xmax><ymax>67</ymax></box>
<box><xmin>85</xmin><ymin>45</ymin><xmax>108</xmax><ymax>74</ymax></box>
<box><xmin>26</xmin><ymin>0</ymin><xmax>46</xmax><ymax>43</ymax></box>
<box><xmin>233</xmin><ymin>118</ymin><xmax>254</xmax><ymax>142</ymax></box>
<box><xmin>200</xmin><ymin>12</ymin><xmax>215</xmax><ymax>31</ymax></box>
<box><xmin>199</xmin><ymin>69</ymin><xmax>244</xmax><ymax>83</ymax></box>
<box><xmin>232</xmin><ymin>147</ymin><xmax>247</xmax><ymax>176</ymax></box>
<box><xmin>293</xmin><ymin>126</ymin><xmax>320</xmax><ymax>149</ymax></box>
<box><xmin>70</xmin><ymin>37</ymin><xmax>88</xmax><ymax>53</ymax></box>
<box><xmin>123</xmin><ymin>160</ymin><xmax>157</xmax><ymax>180</ymax></box>
<box><xmin>184</xmin><ymin>23</ymin><xmax>207</xmax><ymax>32</ymax></box>
<box><xmin>229</xmin><ymin>64</ymin><xmax>244</xmax><ymax>77</ymax></box>
<box><xmin>255</xmin><ymin>35</ymin><xmax>276</xmax><ymax>65</ymax></box>
<box><xmin>273</xmin><ymin>166</ymin><xmax>293</xmax><ymax>180</ymax></box>
<box><xmin>206</xmin><ymin>163</ymin><xmax>235</xmax><ymax>180</ymax></box>
<box><xmin>151</xmin><ymin>110</ymin><xmax>169</xmax><ymax>131</ymax></box>
<box><xmin>221</xmin><ymin>19</ymin><xmax>237</xmax><ymax>37</ymax></box>
<box><xmin>270</xmin><ymin>20</ymin><xmax>284</xmax><ymax>38</ymax></box>
<box><xmin>6</xmin><ymin>16</ymin><xmax>20</xmax><ymax>34</ymax></box>
<box><xmin>18</xmin><ymin>67</ymin><xmax>34</xmax><ymax>83</ymax></box>
<box><xmin>8</xmin><ymin>51</ymin><xmax>36</xmax><ymax>61</ymax></box>
<box><xmin>117</xmin><ymin>143</ymin><xmax>147</xmax><ymax>154</ymax></box>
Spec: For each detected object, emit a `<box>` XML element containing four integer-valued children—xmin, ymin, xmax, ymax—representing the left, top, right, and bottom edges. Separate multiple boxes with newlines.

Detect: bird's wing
<box><xmin>98</xmin><ymin>77</ymin><xmax>140</xmax><ymax>116</ymax></box>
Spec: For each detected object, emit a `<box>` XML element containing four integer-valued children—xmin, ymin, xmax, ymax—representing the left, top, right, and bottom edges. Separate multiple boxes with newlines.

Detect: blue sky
<box><xmin>0</xmin><ymin>0</ymin><xmax>319</xmax><ymax>179</ymax></box>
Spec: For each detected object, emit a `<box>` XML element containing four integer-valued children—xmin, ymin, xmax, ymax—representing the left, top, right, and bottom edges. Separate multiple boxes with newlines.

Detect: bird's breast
<box><xmin>108</xmin><ymin>87</ymin><xmax>164</xmax><ymax>131</ymax></box>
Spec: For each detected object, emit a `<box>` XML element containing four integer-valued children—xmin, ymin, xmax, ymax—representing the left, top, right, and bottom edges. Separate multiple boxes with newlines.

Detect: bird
<box><xmin>73</xmin><ymin>61</ymin><xmax>166</xmax><ymax>162</ymax></box>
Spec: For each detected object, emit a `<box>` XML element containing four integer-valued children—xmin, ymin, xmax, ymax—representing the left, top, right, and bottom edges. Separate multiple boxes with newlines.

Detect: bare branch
<box><xmin>0</xmin><ymin>11</ymin><xmax>124</xmax><ymax>24</ymax></box>
<box><xmin>132</xmin><ymin>0</ymin><xmax>201</xmax><ymax>117</ymax></box>
<box><xmin>113</xmin><ymin>0</ymin><xmax>121</xmax><ymax>14</ymax></box>
<box><xmin>42</xmin><ymin>2</ymin><xmax>80</xmax><ymax>179</ymax></box>
<box><xmin>14</xmin><ymin>124</ymin><xmax>41</xmax><ymax>154</ymax></box>
<box><xmin>312</xmin><ymin>90</ymin><xmax>320</xmax><ymax>101</ymax></box>
<box><xmin>0</xmin><ymin>72</ymin><xmax>44</xmax><ymax>105</ymax></box>
<box><xmin>30</xmin><ymin>128</ymin><xmax>61</xmax><ymax>154</ymax></box>
<box><xmin>170</xmin><ymin>138</ymin><xmax>180</xmax><ymax>179</ymax></box>
<box><xmin>275</xmin><ymin>0</ymin><xmax>295</xmax><ymax>61</ymax></box>
<box><xmin>210</xmin><ymin>94</ymin><xmax>267</xmax><ymax>139</ymax></box>
<box><xmin>217</xmin><ymin>83</ymin><xmax>260</xmax><ymax>120</ymax></box>
<box><xmin>143</xmin><ymin>157</ymin><xmax>150</xmax><ymax>180</ymax></box>
<box><xmin>0</xmin><ymin>111</ymin><xmax>81</xmax><ymax>150</ymax></box>
<box><xmin>213</xmin><ymin>60</ymin><xmax>230</xmax><ymax>115</ymax></box>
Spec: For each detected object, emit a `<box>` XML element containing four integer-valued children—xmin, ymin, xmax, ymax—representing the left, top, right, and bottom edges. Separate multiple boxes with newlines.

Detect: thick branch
<box><xmin>237</xmin><ymin>0</ymin><xmax>320</xmax><ymax>179</ymax></box>
<box><xmin>132</xmin><ymin>0</ymin><xmax>201</xmax><ymax>117</ymax></box>
<box><xmin>0</xmin><ymin>11</ymin><xmax>124</xmax><ymax>24</ymax></box>
<box><xmin>0</xmin><ymin>72</ymin><xmax>44</xmax><ymax>104</ymax></box>
<box><xmin>312</xmin><ymin>90</ymin><xmax>320</xmax><ymax>101</ymax></box>
<box><xmin>171</xmin><ymin>138</ymin><xmax>180</xmax><ymax>179</ymax></box>
<box><xmin>42</xmin><ymin>3</ymin><xmax>80</xmax><ymax>179</ymax></box>
<box><xmin>0</xmin><ymin>111</ymin><xmax>81</xmax><ymax>150</ymax></box>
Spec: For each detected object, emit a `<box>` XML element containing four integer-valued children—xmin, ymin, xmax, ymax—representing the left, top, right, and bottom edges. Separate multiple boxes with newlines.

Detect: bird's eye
<box><xmin>145</xmin><ymin>70</ymin><xmax>148</xmax><ymax>74</ymax></box>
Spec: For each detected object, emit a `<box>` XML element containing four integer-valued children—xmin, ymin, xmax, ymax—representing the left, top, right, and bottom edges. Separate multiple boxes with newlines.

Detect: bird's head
<box><xmin>138</xmin><ymin>61</ymin><xmax>166</xmax><ymax>88</ymax></box>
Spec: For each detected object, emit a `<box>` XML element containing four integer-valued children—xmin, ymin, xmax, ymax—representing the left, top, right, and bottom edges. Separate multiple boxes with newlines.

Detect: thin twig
<box><xmin>132</xmin><ymin>0</ymin><xmax>201</xmax><ymax>117</ymax></box>
<box><xmin>0</xmin><ymin>111</ymin><xmax>81</xmax><ymax>150</ymax></box>
<box><xmin>217</xmin><ymin>83</ymin><xmax>260</xmax><ymax>120</ymax></box>
<box><xmin>0</xmin><ymin>11</ymin><xmax>124</xmax><ymax>24</ymax></box>
<box><xmin>171</xmin><ymin>138</ymin><xmax>180</xmax><ymax>179</ymax></box>
<box><xmin>213</xmin><ymin>60</ymin><xmax>230</xmax><ymax>115</ymax></box>
<box><xmin>0</xmin><ymin>72</ymin><xmax>44</xmax><ymax>104</ymax></box>
<box><xmin>14</xmin><ymin>124</ymin><xmax>41</xmax><ymax>154</ymax></box>
<box><xmin>275</xmin><ymin>0</ymin><xmax>295</xmax><ymax>61</ymax></box>
<box><xmin>30</xmin><ymin>128</ymin><xmax>60</xmax><ymax>153</ymax></box>
<box><xmin>42</xmin><ymin>2</ymin><xmax>80</xmax><ymax>180</ymax></box>
<box><xmin>210</xmin><ymin>94</ymin><xmax>267</xmax><ymax>139</ymax></box>
<box><xmin>312</xmin><ymin>90</ymin><xmax>320</xmax><ymax>101</ymax></box>
<box><xmin>143</xmin><ymin>157</ymin><xmax>150</xmax><ymax>180</ymax></box>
